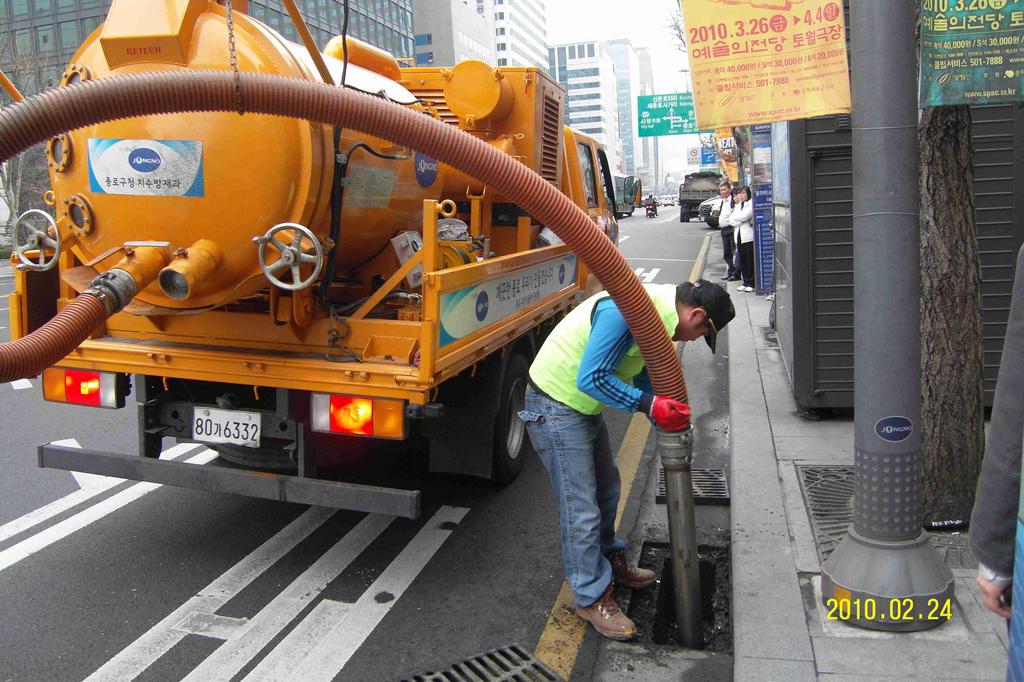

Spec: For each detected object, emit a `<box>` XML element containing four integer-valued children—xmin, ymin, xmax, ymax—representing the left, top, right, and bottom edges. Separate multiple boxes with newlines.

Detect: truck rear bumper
<box><xmin>38</xmin><ymin>443</ymin><xmax>421</xmax><ymax>518</ymax></box>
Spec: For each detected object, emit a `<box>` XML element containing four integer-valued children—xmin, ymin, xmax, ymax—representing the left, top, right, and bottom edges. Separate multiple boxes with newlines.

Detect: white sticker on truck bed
<box><xmin>439</xmin><ymin>255</ymin><xmax>577</xmax><ymax>347</ymax></box>
<box><xmin>87</xmin><ymin>138</ymin><xmax>204</xmax><ymax>197</ymax></box>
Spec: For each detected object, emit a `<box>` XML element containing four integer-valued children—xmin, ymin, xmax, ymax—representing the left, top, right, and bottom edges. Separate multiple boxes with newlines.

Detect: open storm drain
<box><xmin>626</xmin><ymin>541</ymin><xmax>733</xmax><ymax>652</ymax></box>
<box><xmin>400</xmin><ymin>643</ymin><xmax>560</xmax><ymax>682</ymax></box>
<box><xmin>797</xmin><ymin>465</ymin><xmax>978</xmax><ymax>569</ymax></box>
<box><xmin>656</xmin><ymin>468</ymin><xmax>729</xmax><ymax>505</ymax></box>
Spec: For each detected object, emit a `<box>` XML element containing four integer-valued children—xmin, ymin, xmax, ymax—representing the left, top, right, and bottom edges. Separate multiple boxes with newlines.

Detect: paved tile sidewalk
<box><xmin>729</xmin><ymin>287</ymin><xmax>1010</xmax><ymax>681</ymax></box>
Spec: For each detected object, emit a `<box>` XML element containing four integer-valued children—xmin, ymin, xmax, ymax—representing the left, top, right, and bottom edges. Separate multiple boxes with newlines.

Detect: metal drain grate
<box><xmin>401</xmin><ymin>643</ymin><xmax>561</xmax><ymax>682</ymax></box>
<box><xmin>929</xmin><ymin>532</ymin><xmax>977</xmax><ymax>569</ymax></box>
<box><xmin>760</xmin><ymin>325</ymin><xmax>779</xmax><ymax>348</ymax></box>
<box><xmin>656</xmin><ymin>468</ymin><xmax>729</xmax><ymax>505</ymax></box>
<box><xmin>797</xmin><ymin>465</ymin><xmax>978</xmax><ymax>569</ymax></box>
<box><xmin>797</xmin><ymin>465</ymin><xmax>855</xmax><ymax>560</ymax></box>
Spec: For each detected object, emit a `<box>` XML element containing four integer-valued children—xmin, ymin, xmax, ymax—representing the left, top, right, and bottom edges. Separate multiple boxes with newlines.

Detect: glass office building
<box><xmin>0</xmin><ymin>0</ymin><xmax>414</xmax><ymax>96</ymax></box>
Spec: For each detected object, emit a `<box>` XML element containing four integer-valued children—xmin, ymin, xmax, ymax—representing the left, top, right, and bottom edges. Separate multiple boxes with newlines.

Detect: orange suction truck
<box><xmin>6</xmin><ymin>0</ymin><xmax>623</xmax><ymax>518</ymax></box>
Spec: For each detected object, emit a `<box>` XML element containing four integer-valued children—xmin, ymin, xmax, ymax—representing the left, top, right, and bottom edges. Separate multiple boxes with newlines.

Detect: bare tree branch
<box><xmin>668</xmin><ymin>9</ymin><xmax>687</xmax><ymax>55</ymax></box>
<box><xmin>0</xmin><ymin>34</ymin><xmax>52</xmax><ymax>249</ymax></box>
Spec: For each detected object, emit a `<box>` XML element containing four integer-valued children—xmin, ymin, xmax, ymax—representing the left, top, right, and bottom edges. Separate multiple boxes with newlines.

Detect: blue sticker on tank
<box><xmin>87</xmin><ymin>139</ymin><xmax>204</xmax><ymax>198</ymax></box>
<box><xmin>875</xmin><ymin>416</ymin><xmax>914</xmax><ymax>443</ymax></box>
<box><xmin>414</xmin><ymin>152</ymin><xmax>439</xmax><ymax>187</ymax></box>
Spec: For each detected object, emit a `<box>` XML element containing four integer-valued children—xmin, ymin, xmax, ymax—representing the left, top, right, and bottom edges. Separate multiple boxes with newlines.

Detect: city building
<box><xmin>0</xmin><ymin>0</ymin><xmax>414</xmax><ymax>96</ymax></box>
<box><xmin>414</xmin><ymin>0</ymin><xmax>494</xmax><ymax>67</ymax></box>
<box><xmin>547</xmin><ymin>40</ymin><xmax>622</xmax><ymax>173</ymax></box>
<box><xmin>603</xmin><ymin>39</ymin><xmax>642</xmax><ymax>177</ymax></box>
<box><xmin>476</xmin><ymin>0</ymin><xmax>547</xmax><ymax>69</ymax></box>
<box><xmin>636</xmin><ymin>47</ymin><xmax>660</xmax><ymax>193</ymax></box>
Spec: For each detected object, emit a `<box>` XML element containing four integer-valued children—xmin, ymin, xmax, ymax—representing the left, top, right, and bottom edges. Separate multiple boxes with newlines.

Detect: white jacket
<box><xmin>716</xmin><ymin>196</ymin><xmax>734</xmax><ymax>228</ymax></box>
<box><xmin>730</xmin><ymin>200</ymin><xmax>754</xmax><ymax>244</ymax></box>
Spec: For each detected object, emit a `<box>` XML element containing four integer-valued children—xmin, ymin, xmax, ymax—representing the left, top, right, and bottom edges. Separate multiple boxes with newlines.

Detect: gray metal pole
<box><xmin>820</xmin><ymin>0</ymin><xmax>953</xmax><ymax>630</ymax></box>
<box><xmin>658</xmin><ymin>427</ymin><xmax>703</xmax><ymax>647</ymax></box>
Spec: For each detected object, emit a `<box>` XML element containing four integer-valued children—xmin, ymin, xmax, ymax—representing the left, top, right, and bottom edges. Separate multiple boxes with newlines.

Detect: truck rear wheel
<box><xmin>491</xmin><ymin>351</ymin><xmax>532</xmax><ymax>485</ymax></box>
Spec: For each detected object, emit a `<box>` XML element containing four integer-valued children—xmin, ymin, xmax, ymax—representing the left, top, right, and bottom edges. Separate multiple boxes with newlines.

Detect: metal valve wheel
<box><xmin>14</xmin><ymin>209</ymin><xmax>61</xmax><ymax>272</ymax></box>
<box><xmin>252</xmin><ymin>222</ymin><xmax>324</xmax><ymax>291</ymax></box>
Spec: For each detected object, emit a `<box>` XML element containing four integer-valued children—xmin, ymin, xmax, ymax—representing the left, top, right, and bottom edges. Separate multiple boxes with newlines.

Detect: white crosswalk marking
<box><xmin>85</xmin><ymin>507</ymin><xmax>338</xmax><ymax>681</ymax></box>
<box><xmin>181</xmin><ymin>513</ymin><xmax>395</xmax><ymax>682</ymax></box>
<box><xmin>0</xmin><ymin>447</ymin><xmax>218</xmax><ymax>573</ymax></box>
<box><xmin>618</xmin><ymin>235</ymin><xmax>630</xmax><ymax>243</ymax></box>
<box><xmin>249</xmin><ymin>506</ymin><xmax>470</xmax><ymax>682</ymax></box>
<box><xmin>633</xmin><ymin>267</ymin><xmax>661</xmax><ymax>283</ymax></box>
<box><xmin>0</xmin><ymin>441</ymin><xmax>198</xmax><ymax>545</ymax></box>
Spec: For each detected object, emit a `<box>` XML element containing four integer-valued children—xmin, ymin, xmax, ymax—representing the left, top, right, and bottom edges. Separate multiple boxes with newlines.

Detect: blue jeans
<box><xmin>519</xmin><ymin>385</ymin><xmax>626</xmax><ymax>607</ymax></box>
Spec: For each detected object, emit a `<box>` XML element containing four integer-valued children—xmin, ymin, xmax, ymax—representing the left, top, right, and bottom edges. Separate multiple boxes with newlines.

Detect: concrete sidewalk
<box><xmin>729</xmin><ymin>287</ymin><xmax>1010</xmax><ymax>681</ymax></box>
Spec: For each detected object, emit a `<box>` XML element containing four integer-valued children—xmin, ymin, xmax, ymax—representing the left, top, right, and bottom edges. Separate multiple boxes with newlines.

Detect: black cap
<box><xmin>692</xmin><ymin>279</ymin><xmax>735</xmax><ymax>353</ymax></box>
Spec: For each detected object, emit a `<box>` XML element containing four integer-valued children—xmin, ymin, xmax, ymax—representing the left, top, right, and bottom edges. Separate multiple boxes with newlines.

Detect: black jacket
<box><xmin>969</xmin><ymin>245</ymin><xmax>1024</xmax><ymax>575</ymax></box>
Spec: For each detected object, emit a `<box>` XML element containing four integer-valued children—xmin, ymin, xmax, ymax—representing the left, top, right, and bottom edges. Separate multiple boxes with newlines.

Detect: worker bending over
<box><xmin>519</xmin><ymin>280</ymin><xmax>735</xmax><ymax>639</ymax></box>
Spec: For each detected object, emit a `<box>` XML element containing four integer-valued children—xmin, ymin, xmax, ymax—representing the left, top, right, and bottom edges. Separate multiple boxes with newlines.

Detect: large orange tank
<box><xmin>49</xmin><ymin>0</ymin><xmax>444</xmax><ymax>309</ymax></box>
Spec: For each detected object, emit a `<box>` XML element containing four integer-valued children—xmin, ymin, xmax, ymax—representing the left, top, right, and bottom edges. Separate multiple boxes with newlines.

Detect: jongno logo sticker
<box><xmin>128</xmin><ymin>147</ymin><xmax>161</xmax><ymax>173</ymax></box>
<box><xmin>875</xmin><ymin>416</ymin><xmax>914</xmax><ymax>443</ymax></box>
<box><xmin>414</xmin><ymin>152</ymin><xmax>439</xmax><ymax>187</ymax></box>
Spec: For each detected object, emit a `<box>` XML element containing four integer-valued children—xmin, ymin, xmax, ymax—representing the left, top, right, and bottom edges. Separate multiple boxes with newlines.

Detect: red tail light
<box><xmin>310</xmin><ymin>394</ymin><xmax>405</xmax><ymax>439</ymax></box>
<box><xmin>42</xmin><ymin>368</ymin><xmax>127</xmax><ymax>408</ymax></box>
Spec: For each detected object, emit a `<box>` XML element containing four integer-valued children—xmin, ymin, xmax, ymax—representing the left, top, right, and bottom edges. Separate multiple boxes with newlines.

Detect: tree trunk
<box><xmin>919</xmin><ymin>104</ymin><xmax>984</xmax><ymax>525</ymax></box>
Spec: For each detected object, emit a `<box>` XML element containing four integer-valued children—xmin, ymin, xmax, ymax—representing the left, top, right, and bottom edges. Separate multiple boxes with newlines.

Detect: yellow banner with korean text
<box><xmin>680</xmin><ymin>0</ymin><xmax>852</xmax><ymax>129</ymax></box>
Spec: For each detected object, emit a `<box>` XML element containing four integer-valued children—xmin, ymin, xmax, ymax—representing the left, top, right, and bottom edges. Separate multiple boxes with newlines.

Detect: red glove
<box><xmin>649</xmin><ymin>396</ymin><xmax>691</xmax><ymax>431</ymax></box>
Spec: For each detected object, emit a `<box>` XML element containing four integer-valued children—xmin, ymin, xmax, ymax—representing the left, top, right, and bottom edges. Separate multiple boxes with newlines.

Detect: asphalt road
<box><xmin>0</xmin><ymin>214</ymin><xmax>731</xmax><ymax>681</ymax></box>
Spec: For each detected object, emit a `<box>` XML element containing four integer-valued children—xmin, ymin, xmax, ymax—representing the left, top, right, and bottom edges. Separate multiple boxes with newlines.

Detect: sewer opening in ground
<box><xmin>626</xmin><ymin>541</ymin><xmax>732</xmax><ymax>652</ymax></box>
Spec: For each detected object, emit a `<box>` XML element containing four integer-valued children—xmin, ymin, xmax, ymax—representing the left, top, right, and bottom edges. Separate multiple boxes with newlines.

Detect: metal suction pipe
<box><xmin>658</xmin><ymin>427</ymin><xmax>703</xmax><ymax>648</ymax></box>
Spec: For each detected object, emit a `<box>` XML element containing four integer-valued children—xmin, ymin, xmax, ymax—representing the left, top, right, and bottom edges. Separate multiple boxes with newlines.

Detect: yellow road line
<box><xmin>533</xmin><ymin>412</ymin><xmax>651</xmax><ymax>679</ymax></box>
<box><xmin>534</xmin><ymin>236</ymin><xmax>712</xmax><ymax>678</ymax></box>
<box><xmin>690</xmin><ymin>234</ymin><xmax>712</xmax><ymax>283</ymax></box>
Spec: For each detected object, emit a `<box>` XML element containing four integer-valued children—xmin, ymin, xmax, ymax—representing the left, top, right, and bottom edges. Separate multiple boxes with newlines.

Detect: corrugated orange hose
<box><xmin>0</xmin><ymin>72</ymin><xmax>687</xmax><ymax>402</ymax></box>
<box><xmin>0</xmin><ymin>294</ymin><xmax>107</xmax><ymax>382</ymax></box>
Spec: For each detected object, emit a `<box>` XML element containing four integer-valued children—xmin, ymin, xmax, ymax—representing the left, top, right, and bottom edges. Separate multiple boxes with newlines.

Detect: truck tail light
<box><xmin>310</xmin><ymin>394</ymin><xmax>405</xmax><ymax>439</ymax></box>
<box><xmin>42</xmin><ymin>368</ymin><xmax>127</xmax><ymax>408</ymax></box>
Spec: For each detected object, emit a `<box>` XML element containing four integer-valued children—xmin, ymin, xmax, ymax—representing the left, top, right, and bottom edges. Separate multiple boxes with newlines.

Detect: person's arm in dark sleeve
<box><xmin>634</xmin><ymin>367</ymin><xmax>653</xmax><ymax>396</ymax></box>
<box><xmin>970</xmin><ymin>245</ymin><xmax>1024</xmax><ymax>576</ymax></box>
<box><xmin>577</xmin><ymin>300</ymin><xmax>653</xmax><ymax>413</ymax></box>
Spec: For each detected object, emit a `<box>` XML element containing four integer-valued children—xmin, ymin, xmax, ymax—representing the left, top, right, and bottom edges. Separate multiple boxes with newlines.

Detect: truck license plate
<box><xmin>192</xmin><ymin>407</ymin><xmax>261</xmax><ymax>447</ymax></box>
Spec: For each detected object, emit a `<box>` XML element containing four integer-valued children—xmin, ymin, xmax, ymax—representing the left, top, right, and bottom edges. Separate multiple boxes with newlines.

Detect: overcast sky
<box><xmin>545</xmin><ymin>0</ymin><xmax>703</xmax><ymax>182</ymax></box>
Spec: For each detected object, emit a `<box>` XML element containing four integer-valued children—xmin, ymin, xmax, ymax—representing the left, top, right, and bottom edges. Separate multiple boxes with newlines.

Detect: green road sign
<box><xmin>637</xmin><ymin>93</ymin><xmax>700</xmax><ymax>137</ymax></box>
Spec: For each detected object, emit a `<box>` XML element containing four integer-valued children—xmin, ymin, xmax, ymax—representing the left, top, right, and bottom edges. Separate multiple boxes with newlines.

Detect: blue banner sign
<box><xmin>751</xmin><ymin>124</ymin><xmax>774</xmax><ymax>295</ymax></box>
<box><xmin>440</xmin><ymin>255</ymin><xmax>578</xmax><ymax>347</ymax></box>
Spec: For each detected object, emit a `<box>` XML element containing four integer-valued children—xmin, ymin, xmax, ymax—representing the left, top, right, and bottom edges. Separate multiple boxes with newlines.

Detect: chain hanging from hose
<box><xmin>223</xmin><ymin>0</ymin><xmax>246</xmax><ymax>116</ymax></box>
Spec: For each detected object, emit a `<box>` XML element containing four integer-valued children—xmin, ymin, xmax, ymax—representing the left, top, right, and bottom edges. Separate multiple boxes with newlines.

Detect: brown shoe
<box><xmin>575</xmin><ymin>584</ymin><xmax>637</xmax><ymax>640</ymax></box>
<box><xmin>608</xmin><ymin>550</ymin><xmax>657</xmax><ymax>588</ymax></box>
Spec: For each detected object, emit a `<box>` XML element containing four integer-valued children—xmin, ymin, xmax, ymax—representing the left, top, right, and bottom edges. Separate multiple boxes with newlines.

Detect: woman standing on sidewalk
<box><xmin>731</xmin><ymin>186</ymin><xmax>756</xmax><ymax>292</ymax></box>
